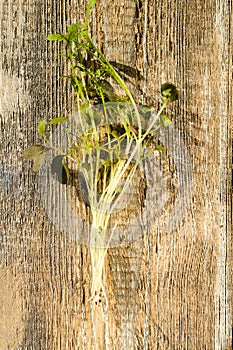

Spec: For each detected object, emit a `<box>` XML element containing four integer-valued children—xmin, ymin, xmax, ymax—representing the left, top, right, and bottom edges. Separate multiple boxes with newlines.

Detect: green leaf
<box><xmin>23</xmin><ymin>145</ymin><xmax>47</xmax><ymax>171</ymax></box>
<box><xmin>155</xmin><ymin>145</ymin><xmax>165</xmax><ymax>151</ymax></box>
<box><xmin>38</xmin><ymin>120</ymin><xmax>47</xmax><ymax>137</ymax></box>
<box><xmin>67</xmin><ymin>24</ymin><xmax>79</xmax><ymax>33</ymax></box>
<box><xmin>161</xmin><ymin>114</ymin><xmax>172</xmax><ymax>127</ymax></box>
<box><xmin>161</xmin><ymin>83</ymin><xmax>179</xmax><ymax>103</ymax></box>
<box><xmin>47</xmin><ymin>33</ymin><xmax>64</xmax><ymax>41</ymax></box>
<box><xmin>49</xmin><ymin>116</ymin><xmax>68</xmax><ymax>125</ymax></box>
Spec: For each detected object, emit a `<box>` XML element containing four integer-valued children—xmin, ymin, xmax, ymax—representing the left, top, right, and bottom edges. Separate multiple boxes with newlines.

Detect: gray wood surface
<box><xmin>0</xmin><ymin>0</ymin><xmax>232</xmax><ymax>349</ymax></box>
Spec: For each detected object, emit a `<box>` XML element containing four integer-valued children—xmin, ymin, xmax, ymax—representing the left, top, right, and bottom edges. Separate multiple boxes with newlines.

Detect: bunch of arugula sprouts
<box><xmin>24</xmin><ymin>0</ymin><xmax>179</xmax><ymax>308</ymax></box>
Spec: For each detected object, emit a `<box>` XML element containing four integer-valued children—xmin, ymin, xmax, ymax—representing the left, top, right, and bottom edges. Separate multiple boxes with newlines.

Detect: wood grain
<box><xmin>0</xmin><ymin>0</ymin><xmax>232</xmax><ymax>349</ymax></box>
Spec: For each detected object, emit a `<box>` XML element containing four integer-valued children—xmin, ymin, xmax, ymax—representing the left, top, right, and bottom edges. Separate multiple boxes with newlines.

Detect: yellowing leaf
<box><xmin>32</xmin><ymin>154</ymin><xmax>46</xmax><ymax>171</ymax></box>
<box><xmin>23</xmin><ymin>145</ymin><xmax>45</xmax><ymax>160</ymax></box>
<box><xmin>23</xmin><ymin>145</ymin><xmax>47</xmax><ymax>171</ymax></box>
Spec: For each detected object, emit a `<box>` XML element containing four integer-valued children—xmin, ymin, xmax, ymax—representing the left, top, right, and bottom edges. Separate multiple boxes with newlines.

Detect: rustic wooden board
<box><xmin>0</xmin><ymin>0</ymin><xmax>232</xmax><ymax>349</ymax></box>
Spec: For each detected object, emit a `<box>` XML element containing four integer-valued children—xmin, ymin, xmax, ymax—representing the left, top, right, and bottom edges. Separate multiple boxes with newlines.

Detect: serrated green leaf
<box><xmin>161</xmin><ymin>114</ymin><xmax>172</xmax><ymax>127</ymax></box>
<box><xmin>47</xmin><ymin>34</ymin><xmax>64</xmax><ymax>41</ymax></box>
<box><xmin>38</xmin><ymin>120</ymin><xmax>47</xmax><ymax>137</ymax></box>
<box><xmin>49</xmin><ymin>116</ymin><xmax>68</xmax><ymax>125</ymax></box>
<box><xmin>161</xmin><ymin>83</ymin><xmax>179</xmax><ymax>103</ymax></box>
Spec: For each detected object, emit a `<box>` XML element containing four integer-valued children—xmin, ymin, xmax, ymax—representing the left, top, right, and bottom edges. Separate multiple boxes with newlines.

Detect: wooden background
<box><xmin>0</xmin><ymin>0</ymin><xmax>232</xmax><ymax>349</ymax></box>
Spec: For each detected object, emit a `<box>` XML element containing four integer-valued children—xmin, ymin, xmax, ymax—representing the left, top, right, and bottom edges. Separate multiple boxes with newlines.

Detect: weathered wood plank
<box><xmin>0</xmin><ymin>0</ymin><xmax>232</xmax><ymax>349</ymax></box>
